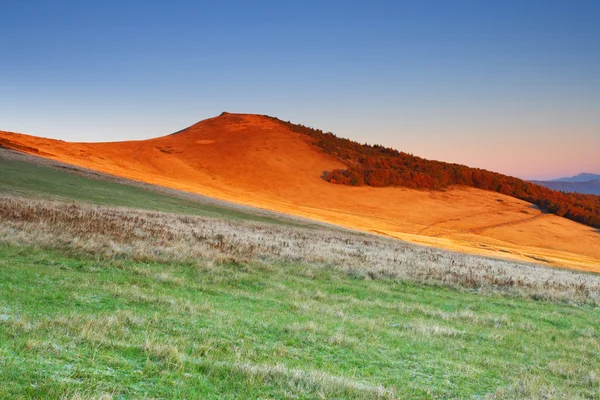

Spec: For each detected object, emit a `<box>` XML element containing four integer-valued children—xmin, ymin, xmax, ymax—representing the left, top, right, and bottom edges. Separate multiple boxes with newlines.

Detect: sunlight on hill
<box><xmin>1</xmin><ymin>113</ymin><xmax>598</xmax><ymax>271</ymax></box>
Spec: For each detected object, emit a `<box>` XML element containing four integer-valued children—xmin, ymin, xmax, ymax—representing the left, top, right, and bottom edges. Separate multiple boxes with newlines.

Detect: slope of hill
<box><xmin>1</xmin><ymin>112</ymin><xmax>599</xmax><ymax>271</ymax></box>
<box><xmin>267</xmin><ymin>117</ymin><xmax>600</xmax><ymax>228</ymax></box>
<box><xmin>0</xmin><ymin>148</ymin><xmax>316</xmax><ymax>227</ymax></box>
<box><xmin>531</xmin><ymin>179</ymin><xmax>600</xmax><ymax>196</ymax></box>
<box><xmin>3</xmin><ymin>197</ymin><xmax>599</xmax><ymax>399</ymax></box>
<box><xmin>2</xmin><ymin>125</ymin><xmax>600</xmax><ymax>398</ymax></box>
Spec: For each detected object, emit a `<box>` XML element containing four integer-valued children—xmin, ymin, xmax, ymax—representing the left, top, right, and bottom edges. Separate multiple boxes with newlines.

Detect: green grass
<box><xmin>2</xmin><ymin>155</ymin><xmax>599</xmax><ymax>398</ymax></box>
<box><xmin>0</xmin><ymin>157</ymin><xmax>297</xmax><ymax>226</ymax></box>
<box><xmin>0</xmin><ymin>244</ymin><xmax>598</xmax><ymax>399</ymax></box>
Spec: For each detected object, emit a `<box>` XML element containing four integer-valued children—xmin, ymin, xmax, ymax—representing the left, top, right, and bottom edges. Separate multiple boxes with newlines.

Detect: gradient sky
<box><xmin>1</xmin><ymin>0</ymin><xmax>599</xmax><ymax>180</ymax></box>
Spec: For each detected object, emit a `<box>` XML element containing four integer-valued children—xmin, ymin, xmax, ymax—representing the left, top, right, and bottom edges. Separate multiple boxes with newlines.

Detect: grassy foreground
<box><xmin>0</xmin><ymin>244</ymin><xmax>599</xmax><ymax>399</ymax></box>
<box><xmin>1</xmin><ymin>152</ymin><xmax>599</xmax><ymax>398</ymax></box>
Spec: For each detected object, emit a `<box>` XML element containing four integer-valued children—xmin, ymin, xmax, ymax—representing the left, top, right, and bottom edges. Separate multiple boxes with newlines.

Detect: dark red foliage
<box><xmin>266</xmin><ymin>116</ymin><xmax>600</xmax><ymax>229</ymax></box>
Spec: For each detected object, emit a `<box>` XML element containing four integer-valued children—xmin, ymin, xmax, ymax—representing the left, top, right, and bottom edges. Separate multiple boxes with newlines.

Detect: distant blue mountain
<box><xmin>552</xmin><ymin>173</ymin><xmax>600</xmax><ymax>183</ymax></box>
<box><xmin>531</xmin><ymin>173</ymin><xmax>600</xmax><ymax>195</ymax></box>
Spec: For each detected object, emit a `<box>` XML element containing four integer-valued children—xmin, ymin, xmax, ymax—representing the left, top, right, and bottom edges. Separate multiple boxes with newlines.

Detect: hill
<box><xmin>1</xmin><ymin>113</ymin><xmax>599</xmax><ymax>271</ymax></box>
<box><xmin>2</xmin><ymin>115</ymin><xmax>600</xmax><ymax>398</ymax></box>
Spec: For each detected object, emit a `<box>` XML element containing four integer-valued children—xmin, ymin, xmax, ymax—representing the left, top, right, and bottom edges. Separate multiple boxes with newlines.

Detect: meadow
<box><xmin>1</xmin><ymin>150</ymin><xmax>599</xmax><ymax>399</ymax></box>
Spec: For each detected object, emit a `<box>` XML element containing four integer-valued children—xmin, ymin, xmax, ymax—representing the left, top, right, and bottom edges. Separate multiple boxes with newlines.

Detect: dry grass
<box><xmin>61</xmin><ymin>394</ymin><xmax>113</xmax><ymax>400</ymax></box>
<box><xmin>1</xmin><ymin>194</ymin><xmax>599</xmax><ymax>304</ymax></box>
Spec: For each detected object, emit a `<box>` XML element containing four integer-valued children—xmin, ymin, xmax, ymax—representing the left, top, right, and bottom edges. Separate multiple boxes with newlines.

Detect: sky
<box><xmin>1</xmin><ymin>0</ymin><xmax>599</xmax><ymax>180</ymax></box>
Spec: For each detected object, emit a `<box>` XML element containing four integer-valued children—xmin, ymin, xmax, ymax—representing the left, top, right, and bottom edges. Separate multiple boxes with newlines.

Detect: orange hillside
<box><xmin>1</xmin><ymin>112</ymin><xmax>599</xmax><ymax>272</ymax></box>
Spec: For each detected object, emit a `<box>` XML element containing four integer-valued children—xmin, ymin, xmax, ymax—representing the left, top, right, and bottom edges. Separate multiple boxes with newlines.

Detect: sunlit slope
<box><xmin>1</xmin><ymin>113</ymin><xmax>598</xmax><ymax>271</ymax></box>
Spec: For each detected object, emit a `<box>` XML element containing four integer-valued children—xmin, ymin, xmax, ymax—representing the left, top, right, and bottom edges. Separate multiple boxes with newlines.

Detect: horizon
<box><xmin>2</xmin><ymin>1</ymin><xmax>599</xmax><ymax>181</ymax></box>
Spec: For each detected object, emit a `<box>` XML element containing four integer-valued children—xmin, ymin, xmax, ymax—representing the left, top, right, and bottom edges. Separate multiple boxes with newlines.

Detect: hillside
<box><xmin>0</xmin><ymin>148</ymin><xmax>317</xmax><ymax>227</ymax></box>
<box><xmin>268</xmin><ymin>117</ymin><xmax>600</xmax><ymax>228</ymax></box>
<box><xmin>2</xmin><ymin>130</ymin><xmax>600</xmax><ymax>399</ymax></box>
<box><xmin>3</xmin><ymin>196</ymin><xmax>599</xmax><ymax>399</ymax></box>
<box><xmin>5</xmin><ymin>145</ymin><xmax>599</xmax><ymax>398</ymax></box>
<box><xmin>1</xmin><ymin>112</ymin><xmax>599</xmax><ymax>271</ymax></box>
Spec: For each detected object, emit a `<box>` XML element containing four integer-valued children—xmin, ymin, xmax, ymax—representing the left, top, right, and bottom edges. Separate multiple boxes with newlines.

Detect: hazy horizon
<box><xmin>2</xmin><ymin>0</ymin><xmax>599</xmax><ymax>181</ymax></box>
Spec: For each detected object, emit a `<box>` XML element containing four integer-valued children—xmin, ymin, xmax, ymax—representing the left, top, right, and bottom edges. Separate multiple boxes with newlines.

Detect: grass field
<box><xmin>1</xmin><ymin>244</ymin><xmax>599</xmax><ymax>399</ymax></box>
<box><xmin>1</xmin><ymin>152</ymin><xmax>600</xmax><ymax>399</ymax></box>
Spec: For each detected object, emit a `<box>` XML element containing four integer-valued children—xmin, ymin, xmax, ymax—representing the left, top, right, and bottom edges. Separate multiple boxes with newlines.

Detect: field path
<box><xmin>433</xmin><ymin>213</ymin><xmax>549</xmax><ymax>237</ymax></box>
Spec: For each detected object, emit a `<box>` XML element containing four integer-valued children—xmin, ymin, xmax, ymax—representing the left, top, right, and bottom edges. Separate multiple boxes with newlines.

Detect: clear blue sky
<box><xmin>1</xmin><ymin>0</ymin><xmax>599</xmax><ymax>180</ymax></box>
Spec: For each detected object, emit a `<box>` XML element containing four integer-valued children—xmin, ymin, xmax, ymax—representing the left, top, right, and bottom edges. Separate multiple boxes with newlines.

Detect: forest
<box><xmin>267</xmin><ymin>116</ymin><xmax>600</xmax><ymax>229</ymax></box>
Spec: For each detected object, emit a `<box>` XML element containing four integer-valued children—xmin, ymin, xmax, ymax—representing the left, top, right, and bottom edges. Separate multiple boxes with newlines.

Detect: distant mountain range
<box><xmin>551</xmin><ymin>173</ymin><xmax>600</xmax><ymax>183</ymax></box>
<box><xmin>531</xmin><ymin>173</ymin><xmax>600</xmax><ymax>195</ymax></box>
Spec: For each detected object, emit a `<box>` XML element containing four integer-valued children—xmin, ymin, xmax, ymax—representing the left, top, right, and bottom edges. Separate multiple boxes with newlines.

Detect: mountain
<box><xmin>1</xmin><ymin>112</ymin><xmax>599</xmax><ymax>271</ymax></box>
<box><xmin>531</xmin><ymin>179</ymin><xmax>600</xmax><ymax>196</ymax></box>
<box><xmin>531</xmin><ymin>173</ymin><xmax>600</xmax><ymax>195</ymax></box>
<box><xmin>553</xmin><ymin>173</ymin><xmax>600</xmax><ymax>183</ymax></box>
